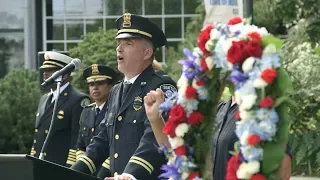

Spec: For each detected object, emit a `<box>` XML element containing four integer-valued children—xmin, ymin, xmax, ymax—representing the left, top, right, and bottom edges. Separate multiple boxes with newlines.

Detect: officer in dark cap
<box><xmin>76</xmin><ymin>64</ymin><xmax>118</xmax><ymax>179</ymax></box>
<box><xmin>30</xmin><ymin>51</ymin><xmax>90</xmax><ymax>167</ymax></box>
<box><xmin>71</xmin><ymin>13</ymin><xmax>177</xmax><ymax>180</ymax></box>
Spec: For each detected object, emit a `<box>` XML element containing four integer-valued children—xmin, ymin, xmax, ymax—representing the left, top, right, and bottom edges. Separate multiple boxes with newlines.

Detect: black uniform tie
<box><xmin>121</xmin><ymin>81</ymin><xmax>132</xmax><ymax>104</ymax></box>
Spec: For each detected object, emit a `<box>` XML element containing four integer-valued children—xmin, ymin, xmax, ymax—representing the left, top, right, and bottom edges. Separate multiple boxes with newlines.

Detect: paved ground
<box><xmin>291</xmin><ymin>177</ymin><xmax>320</xmax><ymax>180</ymax></box>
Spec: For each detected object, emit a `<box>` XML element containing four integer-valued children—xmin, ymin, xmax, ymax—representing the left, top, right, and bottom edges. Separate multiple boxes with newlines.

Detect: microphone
<box><xmin>41</xmin><ymin>58</ymin><xmax>81</xmax><ymax>87</ymax></box>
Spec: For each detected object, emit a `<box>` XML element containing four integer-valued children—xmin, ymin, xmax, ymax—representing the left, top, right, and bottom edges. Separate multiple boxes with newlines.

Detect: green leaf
<box><xmin>316</xmin><ymin>47</ymin><xmax>320</xmax><ymax>56</ymax></box>
<box><xmin>261</xmin><ymin>36</ymin><xmax>284</xmax><ymax>50</ymax></box>
<box><xmin>273</xmin><ymin>96</ymin><xmax>297</xmax><ymax>108</ymax></box>
<box><xmin>262</xmin><ymin>143</ymin><xmax>285</xmax><ymax>175</ymax></box>
<box><xmin>274</xmin><ymin>68</ymin><xmax>294</xmax><ymax>96</ymax></box>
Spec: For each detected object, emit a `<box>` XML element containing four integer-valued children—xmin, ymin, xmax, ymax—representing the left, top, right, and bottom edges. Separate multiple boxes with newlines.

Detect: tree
<box><xmin>0</xmin><ymin>69</ymin><xmax>41</xmax><ymax>153</ymax></box>
<box><xmin>69</xmin><ymin>29</ymin><xmax>120</xmax><ymax>94</ymax></box>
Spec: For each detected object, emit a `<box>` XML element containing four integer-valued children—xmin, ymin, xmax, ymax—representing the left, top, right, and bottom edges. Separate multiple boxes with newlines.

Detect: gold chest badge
<box><xmin>133</xmin><ymin>96</ymin><xmax>143</xmax><ymax>111</ymax></box>
<box><xmin>123</xmin><ymin>13</ymin><xmax>132</xmax><ymax>27</ymax></box>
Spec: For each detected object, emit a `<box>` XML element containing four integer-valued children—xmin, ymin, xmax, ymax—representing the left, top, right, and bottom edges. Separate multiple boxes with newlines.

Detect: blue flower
<box><xmin>179</xmin><ymin>59</ymin><xmax>201</xmax><ymax>80</ymax></box>
<box><xmin>159</xmin><ymin>164</ymin><xmax>181</xmax><ymax>180</ymax></box>
<box><xmin>256</xmin><ymin>108</ymin><xmax>279</xmax><ymax>124</ymax></box>
<box><xmin>260</xmin><ymin>54</ymin><xmax>281</xmax><ymax>69</ymax></box>
<box><xmin>228</xmin><ymin>69</ymin><xmax>249</xmax><ymax>89</ymax></box>
<box><xmin>241</xmin><ymin>146</ymin><xmax>263</xmax><ymax>161</ymax></box>
<box><xmin>213</xmin><ymin>35</ymin><xmax>229</xmax><ymax>69</ymax></box>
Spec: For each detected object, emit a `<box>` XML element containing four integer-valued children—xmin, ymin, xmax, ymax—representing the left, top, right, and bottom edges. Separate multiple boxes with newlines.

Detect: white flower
<box><xmin>227</xmin><ymin>62</ymin><xmax>233</xmax><ymax>71</ymax></box>
<box><xmin>205</xmin><ymin>56</ymin><xmax>214</xmax><ymax>70</ymax></box>
<box><xmin>205</xmin><ymin>40</ymin><xmax>214</xmax><ymax>52</ymax></box>
<box><xmin>254</xmin><ymin>78</ymin><xmax>268</xmax><ymax>88</ymax></box>
<box><xmin>223</xmin><ymin>38</ymin><xmax>239</xmax><ymax>54</ymax></box>
<box><xmin>235</xmin><ymin>90</ymin><xmax>241</xmax><ymax>104</ymax></box>
<box><xmin>177</xmin><ymin>76</ymin><xmax>188</xmax><ymax>88</ymax></box>
<box><xmin>181</xmin><ymin>172</ymin><xmax>189</xmax><ymax>180</ymax></box>
<box><xmin>193</xmin><ymin>47</ymin><xmax>203</xmax><ymax>57</ymax></box>
<box><xmin>242</xmin><ymin>57</ymin><xmax>256</xmax><ymax>73</ymax></box>
<box><xmin>175</xmin><ymin>123</ymin><xmax>189</xmax><ymax>137</ymax></box>
<box><xmin>237</xmin><ymin>161</ymin><xmax>260</xmax><ymax>179</ymax></box>
<box><xmin>210</xmin><ymin>28</ymin><xmax>221</xmax><ymax>40</ymax></box>
<box><xmin>192</xmin><ymin>79</ymin><xmax>201</xmax><ymax>90</ymax></box>
<box><xmin>179</xmin><ymin>99</ymin><xmax>199</xmax><ymax>115</ymax></box>
<box><xmin>263</xmin><ymin>44</ymin><xmax>277</xmax><ymax>55</ymax></box>
<box><xmin>240</xmin><ymin>131</ymin><xmax>250</xmax><ymax>145</ymax></box>
<box><xmin>239</xmin><ymin>94</ymin><xmax>257</xmax><ymax>110</ymax></box>
<box><xmin>171</xmin><ymin>137</ymin><xmax>185</xmax><ymax>149</ymax></box>
<box><xmin>239</xmin><ymin>110</ymin><xmax>254</xmax><ymax>121</ymax></box>
<box><xmin>257</xmin><ymin>27</ymin><xmax>269</xmax><ymax>37</ymax></box>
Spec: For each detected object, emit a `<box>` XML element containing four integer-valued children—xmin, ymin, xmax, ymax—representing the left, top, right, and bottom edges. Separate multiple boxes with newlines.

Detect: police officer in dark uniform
<box><xmin>76</xmin><ymin>64</ymin><xmax>118</xmax><ymax>178</ymax></box>
<box><xmin>71</xmin><ymin>13</ymin><xmax>177</xmax><ymax>180</ymax></box>
<box><xmin>30</xmin><ymin>51</ymin><xmax>90</xmax><ymax>167</ymax></box>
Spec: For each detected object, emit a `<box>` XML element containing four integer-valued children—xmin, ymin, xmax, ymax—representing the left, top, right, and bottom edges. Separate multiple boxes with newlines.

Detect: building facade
<box><xmin>0</xmin><ymin>0</ymin><xmax>199</xmax><ymax>76</ymax></box>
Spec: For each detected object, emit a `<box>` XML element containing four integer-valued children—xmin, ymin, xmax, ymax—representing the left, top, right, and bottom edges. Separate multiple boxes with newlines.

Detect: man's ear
<box><xmin>144</xmin><ymin>48</ymin><xmax>153</xmax><ymax>61</ymax></box>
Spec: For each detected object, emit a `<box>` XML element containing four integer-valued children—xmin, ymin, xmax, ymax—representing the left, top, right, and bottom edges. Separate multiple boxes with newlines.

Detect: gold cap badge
<box><xmin>91</xmin><ymin>64</ymin><xmax>99</xmax><ymax>75</ymax></box>
<box><xmin>123</xmin><ymin>13</ymin><xmax>132</xmax><ymax>27</ymax></box>
<box><xmin>45</xmin><ymin>55</ymin><xmax>50</xmax><ymax>60</ymax></box>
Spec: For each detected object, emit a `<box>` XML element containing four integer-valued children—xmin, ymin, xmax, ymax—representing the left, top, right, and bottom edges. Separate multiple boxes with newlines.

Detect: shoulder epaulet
<box><xmin>85</xmin><ymin>103</ymin><xmax>96</xmax><ymax>108</ymax></box>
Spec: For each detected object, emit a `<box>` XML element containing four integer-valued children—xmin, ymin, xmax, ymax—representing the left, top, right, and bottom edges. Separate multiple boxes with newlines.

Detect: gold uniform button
<box><xmin>44</xmin><ymin>152</ymin><xmax>47</xmax><ymax>156</ymax></box>
<box><xmin>114</xmin><ymin>153</ymin><xmax>118</xmax><ymax>158</ymax></box>
<box><xmin>115</xmin><ymin>134</ymin><xmax>119</xmax><ymax>140</ymax></box>
<box><xmin>114</xmin><ymin>172</ymin><xmax>118</xmax><ymax>176</ymax></box>
<box><xmin>117</xmin><ymin>116</ymin><xmax>122</xmax><ymax>121</ymax></box>
<box><xmin>90</xmin><ymin>138</ymin><xmax>93</xmax><ymax>142</ymax></box>
<box><xmin>91</xmin><ymin>128</ymin><xmax>94</xmax><ymax>132</ymax></box>
<box><xmin>35</xmin><ymin>129</ymin><xmax>38</xmax><ymax>132</ymax></box>
<box><xmin>45</xmin><ymin>130</ymin><xmax>48</xmax><ymax>134</ymax></box>
<box><xmin>83</xmin><ymin>127</ymin><xmax>86</xmax><ymax>130</ymax></box>
<box><xmin>133</xmin><ymin>120</ymin><xmax>136</xmax><ymax>123</ymax></box>
<box><xmin>33</xmin><ymin>140</ymin><xmax>36</xmax><ymax>143</ymax></box>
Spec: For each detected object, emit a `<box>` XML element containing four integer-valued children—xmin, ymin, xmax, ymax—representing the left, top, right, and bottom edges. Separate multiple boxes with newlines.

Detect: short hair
<box><xmin>143</xmin><ymin>38</ymin><xmax>156</xmax><ymax>61</ymax></box>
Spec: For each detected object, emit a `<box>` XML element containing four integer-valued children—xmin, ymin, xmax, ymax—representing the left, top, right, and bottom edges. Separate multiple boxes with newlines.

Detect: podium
<box><xmin>0</xmin><ymin>154</ymin><xmax>101</xmax><ymax>180</ymax></box>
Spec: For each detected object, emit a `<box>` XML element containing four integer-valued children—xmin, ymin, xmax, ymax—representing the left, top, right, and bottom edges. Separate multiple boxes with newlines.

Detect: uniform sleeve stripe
<box><xmin>69</xmin><ymin>154</ymin><xmax>76</xmax><ymax>158</ymax></box>
<box><xmin>68</xmin><ymin>157</ymin><xmax>77</xmax><ymax>161</ymax></box>
<box><xmin>129</xmin><ymin>159</ymin><xmax>152</xmax><ymax>174</ymax></box>
<box><xmin>79</xmin><ymin>156</ymin><xmax>96</xmax><ymax>174</ymax></box>
<box><xmin>66</xmin><ymin>160</ymin><xmax>76</xmax><ymax>166</ymax></box>
<box><xmin>103</xmin><ymin>158</ymin><xmax>110</xmax><ymax>164</ymax></box>
<box><xmin>102</xmin><ymin>162</ymin><xmax>110</xmax><ymax>169</ymax></box>
<box><xmin>76</xmin><ymin>151</ymin><xmax>85</xmax><ymax>160</ymax></box>
<box><xmin>131</xmin><ymin>156</ymin><xmax>154</xmax><ymax>171</ymax></box>
<box><xmin>76</xmin><ymin>150</ymin><xmax>85</xmax><ymax>156</ymax></box>
<box><xmin>69</xmin><ymin>149</ymin><xmax>77</xmax><ymax>153</ymax></box>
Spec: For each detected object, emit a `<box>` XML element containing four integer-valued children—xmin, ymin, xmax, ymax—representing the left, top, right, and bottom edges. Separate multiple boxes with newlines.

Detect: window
<box><xmin>43</xmin><ymin>0</ymin><xmax>199</xmax><ymax>63</ymax></box>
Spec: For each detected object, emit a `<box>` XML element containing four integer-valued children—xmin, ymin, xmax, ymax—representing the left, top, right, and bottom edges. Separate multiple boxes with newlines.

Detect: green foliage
<box><xmin>0</xmin><ymin>69</ymin><xmax>41</xmax><ymax>153</ymax></box>
<box><xmin>69</xmin><ymin>29</ymin><xmax>120</xmax><ymax>94</ymax></box>
<box><xmin>281</xmin><ymin>21</ymin><xmax>320</xmax><ymax>176</ymax></box>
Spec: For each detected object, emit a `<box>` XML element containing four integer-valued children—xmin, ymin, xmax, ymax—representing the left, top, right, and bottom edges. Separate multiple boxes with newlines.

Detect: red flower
<box><xmin>261</xmin><ymin>68</ymin><xmax>277</xmax><ymax>84</ymax></box>
<box><xmin>185</xmin><ymin>85</ymin><xmax>197</xmax><ymax>99</ymax></box>
<box><xmin>228</xmin><ymin>17</ymin><xmax>243</xmax><ymax>25</ymax></box>
<box><xmin>246</xmin><ymin>39</ymin><xmax>263</xmax><ymax>58</ymax></box>
<box><xmin>226</xmin><ymin>154</ymin><xmax>241</xmax><ymax>180</ymax></box>
<box><xmin>196</xmin><ymin>80</ymin><xmax>205</xmax><ymax>86</ymax></box>
<box><xmin>187</xmin><ymin>112</ymin><xmax>204</xmax><ymax>125</ymax></box>
<box><xmin>235</xmin><ymin>111</ymin><xmax>241</xmax><ymax>120</ymax></box>
<box><xmin>259</xmin><ymin>96</ymin><xmax>274</xmax><ymax>108</ymax></box>
<box><xmin>201</xmin><ymin>58</ymin><xmax>209</xmax><ymax>72</ymax></box>
<box><xmin>250</xmin><ymin>174</ymin><xmax>266</xmax><ymax>180</ymax></box>
<box><xmin>247</xmin><ymin>134</ymin><xmax>261</xmax><ymax>145</ymax></box>
<box><xmin>197</xmin><ymin>25</ymin><xmax>213</xmax><ymax>56</ymax></box>
<box><xmin>227</xmin><ymin>40</ymin><xmax>248</xmax><ymax>64</ymax></box>
<box><xmin>169</xmin><ymin>105</ymin><xmax>187</xmax><ymax>123</ymax></box>
<box><xmin>188</xmin><ymin>171</ymin><xmax>200</xmax><ymax>180</ymax></box>
<box><xmin>248</xmin><ymin>32</ymin><xmax>262</xmax><ymax>40</ymax></box>
<box><xmin>163</xmin><ymin>120</ymin><xmax>177</xmax><ymax>138</ymax></box>
<box><xmin>175</xmin><ymin>146</ymin><xmax>187</xmax><ymax>155</ymax></box>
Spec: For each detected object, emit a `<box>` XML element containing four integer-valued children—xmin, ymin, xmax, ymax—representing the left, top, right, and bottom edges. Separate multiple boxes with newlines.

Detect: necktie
<box><xmin>121</xmin><ymin>81</ymin><xmax>132</xmax><ymax>104</ymax></box>
<box><xmin>95</xmin><ymin>108</ymin><xmax>101</xmax><ymax>121</ymax></box>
